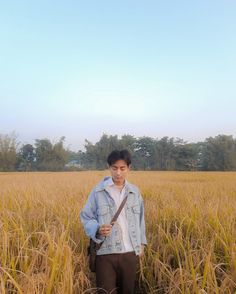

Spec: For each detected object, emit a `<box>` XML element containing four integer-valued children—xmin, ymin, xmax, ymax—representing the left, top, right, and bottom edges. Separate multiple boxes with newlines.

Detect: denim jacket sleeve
<box><xmin>139</xmin><ymin>192</ymin><xmax>148</xmax><ymax>246</ymax></box>
<box><xmin>80</xmin><ymin>189</ymin><xmax>105</xmax><ymax>244</ymax></box>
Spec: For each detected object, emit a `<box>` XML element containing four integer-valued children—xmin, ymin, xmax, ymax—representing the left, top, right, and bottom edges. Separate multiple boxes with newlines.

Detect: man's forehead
<box><xmin>111</xmin><ymin>160</ymin><xmax>129</xmax><ymax>167</ymax></box>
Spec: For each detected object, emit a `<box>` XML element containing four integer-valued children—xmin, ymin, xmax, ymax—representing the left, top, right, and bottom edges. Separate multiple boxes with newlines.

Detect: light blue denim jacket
<box><xmin>80</xmin><ymin>176</ymin><xmax>147</xmax><ymax>256</ymax></box>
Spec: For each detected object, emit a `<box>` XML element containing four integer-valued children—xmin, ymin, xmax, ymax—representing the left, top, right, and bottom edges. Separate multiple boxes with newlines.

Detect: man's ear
<box><xmin>128</xmin><ymin>164</ymin><xmax>131</xmax><ymax>170</ymax></box>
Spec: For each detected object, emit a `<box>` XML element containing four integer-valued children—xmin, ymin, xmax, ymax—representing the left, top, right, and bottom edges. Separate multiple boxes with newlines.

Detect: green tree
<box><xmin>35</xmin><ymin>139</ymin><xmax>53</xmax><ymax>170</ymax></box>
<box><xmin>133</xmin><ymin>137</ymin><xmax>156</xmax><ymax>170</ymax></box>
<box><xmin>155</xmin><ymin>137</ymin><xmax>176</xmax><ymax>170</ymax></box>
<box><xmin>17</xmin><ymin>144</ymin><xmax>35</xmax><ymax>171</ymax></box>
<box><xmin>52</xmin><ymin>137</ymin><xmax>68</xmax><ymax>170</ymax></box>
<box><xmin>201</xmin><ymin>135</ymin><xmax>236</xmax><ymax>171</ymax></box>
<box><xmin>35</xmin><ymin>137</ymin><xmax>68</xmax><ymax>171</ymax></box>
<box><xmin>175</xmin><ymin>143</ymin><xmax>199</xmax><ymax>171</ymax></box>
<box><xmin>95</xmin><ymin>134</ymin><xmax>121</xmax><ymax>169</ymax></box>
<box><xmin>82</xmin><ymin>134</ymin><xmax>122</xmax><ymax>169</ymax></box>
<box><xmin>0</xmin><ymin>133</ymin><xmax>18</xmax><ymax>171</ymax></box>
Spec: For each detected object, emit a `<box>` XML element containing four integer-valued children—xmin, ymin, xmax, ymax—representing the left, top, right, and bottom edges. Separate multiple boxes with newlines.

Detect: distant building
<box><xmin>65</xmin><ymin>160</ymin><xmax>82</xmax><ymax>169</ymax></box>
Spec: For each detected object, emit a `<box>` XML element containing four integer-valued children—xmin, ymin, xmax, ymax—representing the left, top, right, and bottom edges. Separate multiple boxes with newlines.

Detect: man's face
<box><xmin>109</xmin><ymin>159</ymin><xmax>130</xmax><ymax>186</ymax></box>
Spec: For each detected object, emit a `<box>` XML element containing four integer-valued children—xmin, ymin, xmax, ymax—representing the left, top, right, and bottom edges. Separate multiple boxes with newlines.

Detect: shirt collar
<box><xmin>106</xmin><ymin>176</ymin><xmax>128</xmax><ymax>188</ymax></box>
<box><xmin>95</xmin><ymin>176</ymin><xmax>135</xmax><ymax>193</ymax></box>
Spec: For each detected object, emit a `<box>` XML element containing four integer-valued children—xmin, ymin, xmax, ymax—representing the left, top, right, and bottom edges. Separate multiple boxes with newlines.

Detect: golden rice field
<box><xmin>0</xmin><ymin>171</ymin><xmax>236</xmax><ymax>294</ymax></box>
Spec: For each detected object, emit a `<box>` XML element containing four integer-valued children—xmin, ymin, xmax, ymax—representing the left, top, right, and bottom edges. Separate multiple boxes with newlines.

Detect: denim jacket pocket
<box><xmin>98</xmin><ymin>205</ymin><xmax>109</xmax><ymax>215</ymax></box>
<box><xmin>97</xmin><ymin>205</ymin><xmax>110</xmax><ymax>224</ymax></box>
<box><xmin>132</xmin><ymin>205</ymin><xmax>141</xmax><ymax>214</ymax></box>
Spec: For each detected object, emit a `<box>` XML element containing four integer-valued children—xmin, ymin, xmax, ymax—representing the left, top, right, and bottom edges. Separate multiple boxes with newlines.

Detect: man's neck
<box><xmin>112</xmin><ymin>179</ymin><xmax>125</xmax><ymax>190</ymax></box>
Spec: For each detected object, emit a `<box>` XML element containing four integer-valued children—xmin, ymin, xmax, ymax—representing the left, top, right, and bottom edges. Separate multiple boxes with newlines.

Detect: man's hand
<box><xmin>98</xmin><ymin>224</ymin><xmax>112</xmax><ymax>237</ymax></box>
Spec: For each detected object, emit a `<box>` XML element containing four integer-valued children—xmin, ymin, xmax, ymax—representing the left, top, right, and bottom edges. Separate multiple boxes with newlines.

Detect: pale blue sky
<box><xmin>0</xmin><ymin>0</ymin><xmax>235</xmax><ymax>150</ymax></box>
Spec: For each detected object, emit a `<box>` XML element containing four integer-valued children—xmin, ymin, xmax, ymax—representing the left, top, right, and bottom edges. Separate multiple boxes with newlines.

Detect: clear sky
<box><xmin>0</xmin><ymin>0</ymin><xmax>235</xmax><ymax>151</ymax></box>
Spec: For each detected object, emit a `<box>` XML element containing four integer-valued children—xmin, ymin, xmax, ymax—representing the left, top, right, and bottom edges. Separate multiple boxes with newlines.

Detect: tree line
<box><xmin>0</xmin><ymin>133</ymin><xmax>236</xmax><ymax>172</ymax></box>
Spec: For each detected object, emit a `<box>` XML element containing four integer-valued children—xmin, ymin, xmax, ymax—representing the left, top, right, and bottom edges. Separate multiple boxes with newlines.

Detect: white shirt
<box><xmin>106</xmin><ymin>177</ymin><xmax>134</xmax><ymax>253</ymax></box>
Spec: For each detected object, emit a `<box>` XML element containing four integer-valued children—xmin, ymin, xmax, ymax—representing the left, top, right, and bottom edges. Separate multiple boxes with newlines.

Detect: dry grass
<box><xmin>0</xmin><ymin>171</ymin><xmax>236</xmax><ymax>293</ymax></box>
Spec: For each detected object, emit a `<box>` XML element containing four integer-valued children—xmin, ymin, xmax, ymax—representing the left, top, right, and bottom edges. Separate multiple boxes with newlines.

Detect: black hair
<box><xmin>107</xmin><ymin>149</ymin><xmax>131</xmax><ymax>166</ymax></box>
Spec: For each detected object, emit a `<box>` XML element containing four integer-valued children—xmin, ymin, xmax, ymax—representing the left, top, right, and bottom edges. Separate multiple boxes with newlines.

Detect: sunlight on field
<box><xmin>0</xmin><ymin>171</ymin><xmax>236</xmax><ymax>293</ymax></box>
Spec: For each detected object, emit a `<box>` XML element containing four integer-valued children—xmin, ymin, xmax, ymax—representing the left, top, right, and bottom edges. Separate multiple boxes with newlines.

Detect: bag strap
<box><xmin>110</xmin><ymin>195</ymin><xmax>128</xmax><ymax>226</ymax></box>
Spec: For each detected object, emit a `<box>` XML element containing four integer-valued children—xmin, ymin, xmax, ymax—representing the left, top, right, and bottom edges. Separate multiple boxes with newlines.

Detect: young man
<box><xmin>80</xmin><ymin>150</ymin><xmax>147</xmax><ymax>294</ymax></box>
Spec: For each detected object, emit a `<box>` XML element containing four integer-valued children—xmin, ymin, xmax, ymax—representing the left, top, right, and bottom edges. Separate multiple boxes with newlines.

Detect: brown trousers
<box><xmin>96</xmin><ymin>252</ymin><xmax>139</xmax><ymax>294</ymax></box>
